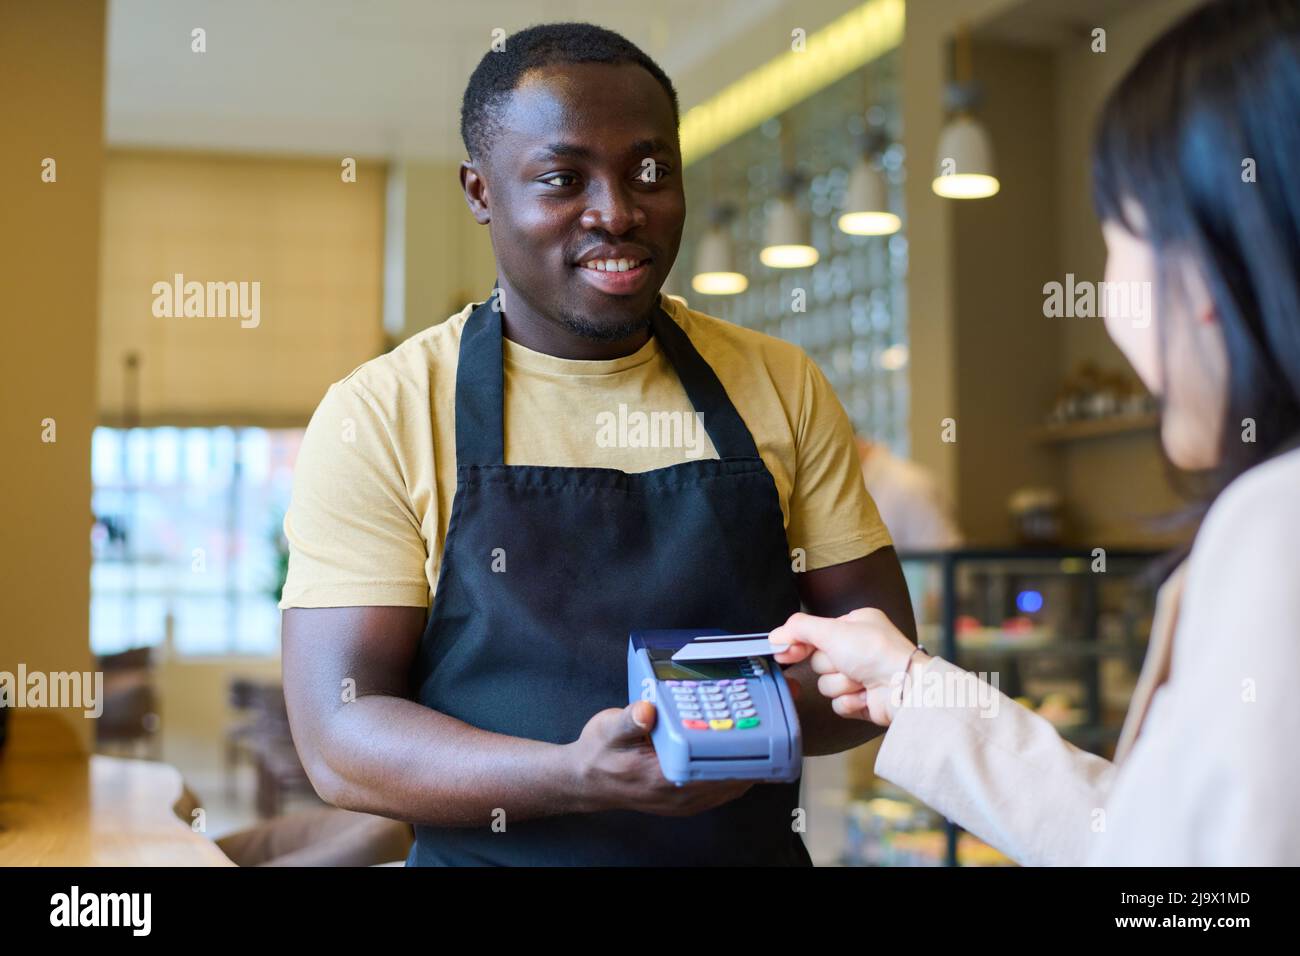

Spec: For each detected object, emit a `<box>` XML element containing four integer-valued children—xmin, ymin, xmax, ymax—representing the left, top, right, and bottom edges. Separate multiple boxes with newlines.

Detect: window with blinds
<box><xmin>98</xmin><ymin>150</ymin><xmax>387</xmax><ymax>428</ymax></box>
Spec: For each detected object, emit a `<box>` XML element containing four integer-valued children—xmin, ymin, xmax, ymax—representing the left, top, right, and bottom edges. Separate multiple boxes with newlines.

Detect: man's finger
<box><xmin>608</xmin><ymin>700</ymin><xmax>656</xmax><ymax>744</ymax></box>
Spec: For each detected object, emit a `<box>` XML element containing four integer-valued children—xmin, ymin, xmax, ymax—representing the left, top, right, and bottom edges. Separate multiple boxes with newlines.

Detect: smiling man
<box><xmin>279</xmin><ymin>22</ymin><xmax>915</xmax><ymax>866</ymax></box>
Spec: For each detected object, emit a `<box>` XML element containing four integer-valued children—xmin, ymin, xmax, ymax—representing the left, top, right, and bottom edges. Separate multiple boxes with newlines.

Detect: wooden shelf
<box><xmin>1030</xmin><ymin>412</ymin><xmax>1159</xmax><ymax>444</ymax></box>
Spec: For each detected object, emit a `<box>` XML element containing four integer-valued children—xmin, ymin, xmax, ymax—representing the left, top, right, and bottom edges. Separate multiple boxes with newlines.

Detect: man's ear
<box><xmin>460</xmin><ymin>160</ymin><xmax>491</xmax><ymax>225</ymax></box>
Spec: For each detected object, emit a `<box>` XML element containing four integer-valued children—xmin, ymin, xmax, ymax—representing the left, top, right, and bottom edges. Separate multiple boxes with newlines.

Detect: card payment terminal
<box><xmin>627</xmin><ymin>629</ymin><xmax>802</xmax><ymax>784</ymax></box>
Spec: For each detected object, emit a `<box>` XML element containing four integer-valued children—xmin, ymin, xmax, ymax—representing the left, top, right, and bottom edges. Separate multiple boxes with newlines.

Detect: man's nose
<box><xmin>579</xmin><ymin>179</ymin><xmax>646</xmax><ymax>235</ymax></box>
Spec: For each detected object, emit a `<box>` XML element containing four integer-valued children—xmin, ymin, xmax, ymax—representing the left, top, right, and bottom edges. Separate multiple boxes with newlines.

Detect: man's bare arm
<box><xmin>787</xmin><ymin>546</ymin><xmax>918</xmax><ymax>755</ymax></box>
<box><xmin>281</xmin><ymin>606</ymin><xmax>753</xmax><ymax>827</ymax></box>
<box><xmin>281</xmin><ymin>606</ymin><xmax>589</xmax><ymax>827</ymax></box>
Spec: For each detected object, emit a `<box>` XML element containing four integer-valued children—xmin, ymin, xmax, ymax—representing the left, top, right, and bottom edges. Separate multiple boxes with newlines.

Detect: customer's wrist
<box><xmin>886</xmin><ymin>643</ymin><xmax>931</xmax><ymax>722</ymax></box>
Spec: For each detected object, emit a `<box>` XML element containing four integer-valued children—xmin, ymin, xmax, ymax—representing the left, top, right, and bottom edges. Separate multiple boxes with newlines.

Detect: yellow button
<box><xmin>709</xmin><ymin>719</ymin><xmax>734</xmax><ymax>731</ymax></box>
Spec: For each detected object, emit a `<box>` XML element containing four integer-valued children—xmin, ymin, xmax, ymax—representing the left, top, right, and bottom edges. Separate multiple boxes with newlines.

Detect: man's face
<box><xmin>472</xmin><ymin>61</ymin><xmax>685</xmax><ymax>340</ymax></box>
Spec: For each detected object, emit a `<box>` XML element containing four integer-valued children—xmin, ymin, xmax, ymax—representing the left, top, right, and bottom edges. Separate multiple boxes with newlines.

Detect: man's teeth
<box><xmin>581</xmin><ymin>258</ymin><xmax>644</xmax><ymax>272</ymax></box>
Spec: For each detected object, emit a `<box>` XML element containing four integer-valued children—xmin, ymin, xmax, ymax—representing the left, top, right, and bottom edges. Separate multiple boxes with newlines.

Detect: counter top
<box><xmin>0</xmin><ymin>711</ymin><xmax>233</xmax><ymax>866</ymax></box>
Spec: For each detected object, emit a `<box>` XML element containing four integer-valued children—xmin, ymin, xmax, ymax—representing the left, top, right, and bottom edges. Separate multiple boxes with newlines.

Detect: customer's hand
<box><xmin>770</xmin><ymin>608</ymin><xmax>926</xmax><ymax>727</ymax></box>
<box><xmin>566</xmin><ymin>701</ymin><xmax>753</xmax><ymax>815</ymax></box>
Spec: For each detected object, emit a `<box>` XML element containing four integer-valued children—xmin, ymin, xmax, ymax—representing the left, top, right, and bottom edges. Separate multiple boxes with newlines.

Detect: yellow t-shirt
<box><xmin>279</xmin><ymin>293</ymin><xmax>891</xmax><ymax>610</ymax></box>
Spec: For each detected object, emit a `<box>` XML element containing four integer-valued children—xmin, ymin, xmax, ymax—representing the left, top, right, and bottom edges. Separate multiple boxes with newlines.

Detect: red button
<box><xmin>682</xmin><ymin>719</ymin><xmax>709</xmax><ymax>730</ymax></box>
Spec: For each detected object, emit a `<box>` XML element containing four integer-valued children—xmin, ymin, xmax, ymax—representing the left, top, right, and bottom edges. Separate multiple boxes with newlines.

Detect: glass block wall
<box><xmin>671</xmin><ymin>48</ymin><xmax>908</xmax><ymax>453</ymax></box>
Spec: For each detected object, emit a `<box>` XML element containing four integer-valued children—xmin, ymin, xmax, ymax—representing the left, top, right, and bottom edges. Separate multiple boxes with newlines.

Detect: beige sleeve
<box><xmin>786</xmin><ymin>356</ymin><xmax>893</xmax><ymax>570</ymax></box>
<box><xmin>874</xmin><ymin>656</ymin><xmax>1117</xmax><ymax>866</ymax></box>
<box><xmin>876</xmin><ymin>455</ymin><xmax>1300</xmax><ymax>866</ymax></box>
<box><xmin>1090</xmin><ymin>463</ymin><xmax>1300</xmax><ymax>864</ymax></box>
<box><xmin>278</xmin><ymin>379</ymin><xmax>430</xmax><ymax>609</ymax></box>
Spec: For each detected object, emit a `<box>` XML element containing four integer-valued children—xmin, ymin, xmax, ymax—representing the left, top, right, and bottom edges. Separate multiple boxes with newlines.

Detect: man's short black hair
<box><xmin>460</xmin><ymin>22</ymin><xmax>680</xmax><ymax>162</ymax></box>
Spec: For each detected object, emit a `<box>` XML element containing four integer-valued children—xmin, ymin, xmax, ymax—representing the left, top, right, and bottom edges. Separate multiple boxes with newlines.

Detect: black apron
<box><xmin>406</xmin><ymin>294</ymin><xmax>810</xmax><ymax>866</ymax></box>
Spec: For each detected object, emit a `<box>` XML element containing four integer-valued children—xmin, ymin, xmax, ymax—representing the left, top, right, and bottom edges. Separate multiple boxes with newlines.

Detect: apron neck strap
<box><xmin>455</xmin><ymin>291</ymin><xmax>760</xmax><ymax>467</ymax></box>
<box><xmin>454</xmin><ymin>295</ymin><xmax>507</xmax><ymax>467</ymax></box>
<box><xmin>647</xmin><ymin>303</ymin><xmax>761</xmax><ymax>460</ymax></box>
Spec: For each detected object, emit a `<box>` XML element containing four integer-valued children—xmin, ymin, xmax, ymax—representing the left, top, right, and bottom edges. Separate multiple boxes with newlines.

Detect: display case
<box><xmin>832</xmin><ymin>547</ymin><xmax>1162</xmax><ymax>866</ymax></box>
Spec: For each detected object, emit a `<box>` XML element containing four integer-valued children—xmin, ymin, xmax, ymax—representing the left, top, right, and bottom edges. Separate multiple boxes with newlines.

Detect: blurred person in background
<box><xmin>855</xmin><ymin>436</ymin><xmax>961</xmax><ymax>550</ymax></box>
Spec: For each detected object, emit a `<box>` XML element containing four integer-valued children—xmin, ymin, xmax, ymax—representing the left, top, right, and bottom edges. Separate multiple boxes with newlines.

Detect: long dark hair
<box><xmin>1091</xmin><ymin>0</ymin><xmax>1300</xmax><ymax>566</ymax></box>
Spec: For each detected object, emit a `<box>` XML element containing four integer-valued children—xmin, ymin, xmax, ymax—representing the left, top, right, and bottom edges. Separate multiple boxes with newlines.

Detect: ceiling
<box><xmin>105</xmin><ymin>0</ymin><xmax>783</xmax><ymax>160</ymax></box>
<box><xmin>975</xmin><ymin>0</ymin><xmax>1141</xmax><ymax>48</ymax></box>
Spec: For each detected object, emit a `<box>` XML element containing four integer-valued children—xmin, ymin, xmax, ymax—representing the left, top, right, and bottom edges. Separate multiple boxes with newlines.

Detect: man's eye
<box><xmin>540</xmin><ymin>173</ymin><xmax>577</xmax><ymax>188</ymax></box>
<box><xmin>635</xmin><ymin>161</ymin><xmax>670</xmax><ymax>184</ymax></box>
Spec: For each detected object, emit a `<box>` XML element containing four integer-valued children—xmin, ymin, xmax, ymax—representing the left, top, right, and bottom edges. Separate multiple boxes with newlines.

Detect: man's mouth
<box><xmin>574</xmin><ymin>257</ymin><xmax>653</xmax><ymax>296</ymax></box>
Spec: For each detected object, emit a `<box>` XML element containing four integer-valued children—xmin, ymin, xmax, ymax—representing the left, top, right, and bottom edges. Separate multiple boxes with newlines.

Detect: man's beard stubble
<box><xmin>555</xmin><ymin>306</ymin><xmax>653</xmax><ymax>343</ymax></box>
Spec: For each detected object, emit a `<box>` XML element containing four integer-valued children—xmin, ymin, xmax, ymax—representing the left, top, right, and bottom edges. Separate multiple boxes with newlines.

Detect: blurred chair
<box><xmin>224</xmin><ymin>677</ymin><xmax>263</xmax><ymax>800</ymax></box>
<box><xmin>215</xmin><ymin>677</ymin><xmax>414</xmax><ymax>864</ymax></box>
<box><xmin>226</xmin><ymin>678</ymin><xmax>318</xmax><ymax>818</ymax></box>
<box><xmin>215</xmin><ymin>806</ymin><xmax>414</xmax><ymax>867</ymax></box>
<box><xmin>95</xmin><ymin>647</ymin><xmax>160</xmax><ymax>758</ymax></box>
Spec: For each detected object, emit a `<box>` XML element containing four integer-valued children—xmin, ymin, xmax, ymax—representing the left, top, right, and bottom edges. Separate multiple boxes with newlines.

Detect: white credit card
<box><xmin>670</xmin><ymin>633</ymin><xmax>790</xmax><ymax>661</ymax></box>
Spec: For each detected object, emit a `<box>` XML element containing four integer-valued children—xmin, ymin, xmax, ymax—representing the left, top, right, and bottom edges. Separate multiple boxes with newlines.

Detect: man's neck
<box><xmin>493</xmin><ymin>278</ymin><xmax>654</xmax><ymax>361</ymax></box>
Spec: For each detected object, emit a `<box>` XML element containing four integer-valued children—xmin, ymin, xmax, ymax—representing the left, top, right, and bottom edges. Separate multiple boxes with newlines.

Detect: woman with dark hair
<box><xmin>773</xmin><ymin>0</ymin><xmax>1300</xmax><ymax>864</ymax></box>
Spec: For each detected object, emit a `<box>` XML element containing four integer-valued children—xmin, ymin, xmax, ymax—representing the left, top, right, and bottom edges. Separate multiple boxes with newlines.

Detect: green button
<box><xmin>736</xmin><ymin>717</ymin><xmax>760</xmax><ymax>729</ymax></box>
